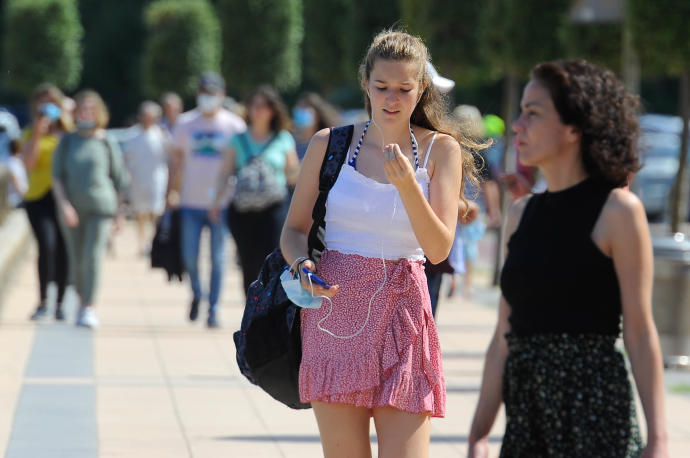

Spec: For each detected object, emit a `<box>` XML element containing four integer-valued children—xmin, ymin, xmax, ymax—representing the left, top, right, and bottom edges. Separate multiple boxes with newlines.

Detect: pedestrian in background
<box><xmin>468</xmin><ymin>60</ymin><xmax>669</xmax><ymax>457</ymax></box>
<box><xmin>52</xmin><ymin>90</ymin><xmax>128</xmax><ymax>328</ymax></box>
<box><xmin>160</xmin><ymin>92</ymin><xmax>183</xmax><ymax>135</ymax></box>
<box><xmin>168</xmin><ymin>72</ymin><xmax>245</xmax><ymax>328</ymax></box>
<box><xmin>5</xmin><ymin>139</ymin><xmax>27</xmax><ymax>208</ymax></box>
<box><xmin>122</xmin><ymin>101</ymin><xmax>169</xmax><ymax>255</ymax></box>
<box><xmin>19</xmin><ymin>83</ymin><xmax>72</xmax><ymax>321</ymax></box>
<box><xmin>211</xmin><ymin>85</ymin><xmax>299</xmax><ymax>295</ymax></box>
<box><xmin>292</xmin><ymin>92</ymin><xmax>341</xmax><ymax>161</ymax></box>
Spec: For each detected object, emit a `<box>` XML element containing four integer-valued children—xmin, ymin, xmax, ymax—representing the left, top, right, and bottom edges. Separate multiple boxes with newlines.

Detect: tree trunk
<box><xmin>670</xmin><ymin>69</ymin><xmax>690</xmax><ymax>234</ymax></box>
<box><xmin>493</xmin><ymin>71</ymin><xmax>521</xmax><ymax>285</ymax></box>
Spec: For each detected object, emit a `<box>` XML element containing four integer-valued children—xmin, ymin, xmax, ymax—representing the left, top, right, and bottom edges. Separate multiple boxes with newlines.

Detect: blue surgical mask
<box><xmin>38</xmin><ymin>103</ymin><xmax>62</xmax><ymax>122</ymax></box>
<box><xmin>280</xmin><ymin>269</ymin><xmax>323</xmax><ymax>309</ymax></box>
<box><xmin>76</xmin><ymin>120</ymin><xmax>97</xmax><ymax>131</ymax></box>
<box><xmin>293</xmin><ymin>107</ymin><xmax>315</xmax><ymax>129</ymax></box>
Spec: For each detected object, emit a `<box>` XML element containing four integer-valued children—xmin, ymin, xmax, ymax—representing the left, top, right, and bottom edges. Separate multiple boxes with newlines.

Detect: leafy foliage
<box><xmin>2</xmin><ymin>0</ymin><xmax>83</xmax><ymax>96</ymax></box>
<box><xmin>142</xmin><ymin>0</ymin><xmax>221</xmax><ymax>98</ymax></box>
<box><xmin>217</xmin><ymin>0</ymin><xmax>303</xmax><ymax>95</ymax></box>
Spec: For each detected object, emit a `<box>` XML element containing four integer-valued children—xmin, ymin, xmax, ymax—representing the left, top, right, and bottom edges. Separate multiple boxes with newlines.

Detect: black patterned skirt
<box><xmin>500</xmin><ymin>333</ymin><xmax>643</xmax><ymax>458</ymax></box>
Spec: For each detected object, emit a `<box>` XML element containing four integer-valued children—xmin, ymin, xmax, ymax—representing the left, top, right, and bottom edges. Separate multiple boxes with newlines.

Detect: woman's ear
<box><xmin>566</xmin><ymin>125</ymin><xmax>581</xmax><ymax>144</ymax></box>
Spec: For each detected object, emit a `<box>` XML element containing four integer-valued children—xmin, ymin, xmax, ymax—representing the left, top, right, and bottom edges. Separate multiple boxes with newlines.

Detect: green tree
<box><xmin>630</xmin><ymin>0</ymin><xmax>690</xmax><ymax>232</ymax></box>
<box><xmin>1</xmin><ymin>0</ymin><xmax>82</xmax><ymax>96</ymax></box>
<box><xmin>479</xmin><ymin>0</ymin><xmax>571</xmax><ymax>156</ymax></box>
<box><xmin>559</xmin><ymin>23</ymin><xmax>623</xmax><ymax>74</ymax></box>
<box><xmin>302</xmin><ymin>0</ymin><xmax>357</xmax><ymax>94</ymax></box>
<box><xmin>217</xmin><ymin>0</ymin><xmax>303</xmax><ymax>95</ymax></box>
<box><xmin>401</xmin><ymin>0</ymin><xmax>485</xmax><ymax>86</ymax></box>
<box><xmin>142</xmin><ymin>0</ymin><xmax>221</xmax><ymax>99</ymax></box>
<box><xmin>78</xmin><ymin>0</ymin><xmax>152</xmax><ymax>126</ymax></box>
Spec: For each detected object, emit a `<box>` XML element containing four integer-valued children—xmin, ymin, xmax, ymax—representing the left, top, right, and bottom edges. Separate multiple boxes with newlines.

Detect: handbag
<box><xmin>233</xmin><ymin>125</ymin><xmax>354</xmax><ymax>409</ymax></box>
<box><xmin>232</xmin><ymin>133</ymin><xmax>287</xmax><ymax>212</ymax></box>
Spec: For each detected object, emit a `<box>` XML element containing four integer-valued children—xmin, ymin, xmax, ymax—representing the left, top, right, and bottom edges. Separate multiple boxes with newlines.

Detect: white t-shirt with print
<box><xmin>173</xmin><ymin>109</ymin><xmax>246</xmax><ymax>209</ymax></box>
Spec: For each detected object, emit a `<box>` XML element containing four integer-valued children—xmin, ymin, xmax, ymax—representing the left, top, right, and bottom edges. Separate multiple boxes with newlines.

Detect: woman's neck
<box><xmin>539</xmin><ymin>153</ymin><xmax>588</xmax><ymax>192</ymax></box>
<box><xmin>250</xmin><ymin>124</ymin><xmax>272</xmax><ymax>141</ymax></box>
<box><xmin>366</xmin><ymin>117</ymin><xmax>413</xmax><ymax>150</ymax></box>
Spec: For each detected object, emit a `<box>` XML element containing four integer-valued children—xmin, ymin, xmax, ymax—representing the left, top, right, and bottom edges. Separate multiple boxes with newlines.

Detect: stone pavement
<box><xmin>0</xmin><ymin>223</ymin><xmax>689</xmax><ymax>457</ymax></box>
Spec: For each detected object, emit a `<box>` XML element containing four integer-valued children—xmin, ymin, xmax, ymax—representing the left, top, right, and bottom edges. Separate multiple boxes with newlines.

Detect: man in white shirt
<box><xmin>169</xmin><ymin>72</ymin><xmax>246</xmax><ymax>328</ymax></box>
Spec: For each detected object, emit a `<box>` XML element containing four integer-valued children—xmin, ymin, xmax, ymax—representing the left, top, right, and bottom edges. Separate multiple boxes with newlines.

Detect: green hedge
<box><xmin>217</xmin><ymin>0</ymin><xmax>303</xmax><ymax>95</ymax></box>
<box><xmin>141</xmin><ymin>0</ymin><xmax>221</xmax><ymax>98</ymax></box>
<box><xmin>2</xmin><ymin>0</ymin><xmax>83</xmax><ymax>96</ymax></box>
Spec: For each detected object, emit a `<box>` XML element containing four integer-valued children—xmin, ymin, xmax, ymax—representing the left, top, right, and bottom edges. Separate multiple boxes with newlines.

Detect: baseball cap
<box><xmin>198</xmin><ymin>71</ymin><xmax>225</xmax><ymax>93</ymax></box>
<box><xmin>426</xmin><ymin>61</ymin><xmax>455</xmax><ymax>93</ymax></box>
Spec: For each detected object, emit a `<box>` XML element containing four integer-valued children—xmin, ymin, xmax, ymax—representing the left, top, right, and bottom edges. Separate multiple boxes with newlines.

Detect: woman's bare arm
<box><xmin>607</xmin><ymin>189</ymin><xmax>668</xmax><ymax>454</ymax></box>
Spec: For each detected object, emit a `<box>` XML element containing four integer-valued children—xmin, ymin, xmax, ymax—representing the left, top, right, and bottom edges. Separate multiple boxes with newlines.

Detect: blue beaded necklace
<box><xmin>348</xmin><ymin>120</ymin><xmax>419</xmax><ymax>170</ymax></box>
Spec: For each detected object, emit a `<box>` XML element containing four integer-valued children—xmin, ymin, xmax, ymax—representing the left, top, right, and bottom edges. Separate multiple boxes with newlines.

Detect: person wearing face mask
<box><xmin>211</xmin><ymin>85</ymin><xmax>299</xmax><ymax>296</ymax></box>
<box><xmin>19</xmin><ymin>83</ymin><xmax>73</xmax><ymax>321</ymax></box>
<box><xmin>167</xmin><ymin>72</ymin><xmax>246</xmax><ymax>328</ymax></box>
<box><xmin>122</xmin><ymin>101</ymin><xmax>170</xmax><ymax>255</ymax></box>
<box><xmin>292</xmin><ymin>92</ymin><xmax>341</xmax><ymax>161</ymax></box>
<box><xmin>281</xmin><ymin>30</ymin><xmax>483</xmax><ymax>457</ymax></box>
<box><xmin>51</xmin><ymin>90</ymin><xmax>128</xmax><ymax>328</ymax></box>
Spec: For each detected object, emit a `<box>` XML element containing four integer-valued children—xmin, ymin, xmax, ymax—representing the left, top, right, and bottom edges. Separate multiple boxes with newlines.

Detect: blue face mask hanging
<box><xmin>280</xmin><ymin>266</ymin><xmax>324</xmax><ymax>309</ymax></box>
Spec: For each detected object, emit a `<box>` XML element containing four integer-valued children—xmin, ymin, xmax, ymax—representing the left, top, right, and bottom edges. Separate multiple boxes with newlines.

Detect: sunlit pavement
<box><xmin>0</xmin><ymin>222</ymin><xmax>688</xmax><ymax>457</ymax></box>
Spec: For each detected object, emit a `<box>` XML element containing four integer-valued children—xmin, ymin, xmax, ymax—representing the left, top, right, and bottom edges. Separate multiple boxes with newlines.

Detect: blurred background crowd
<box><xmin>0</xmin><ymin>0</ymin><xmax>689</xmax><ymax>324</ymax></box>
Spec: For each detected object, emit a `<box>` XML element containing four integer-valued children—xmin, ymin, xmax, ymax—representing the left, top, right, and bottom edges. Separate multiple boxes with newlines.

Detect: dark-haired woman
<box><xmin>468</xmin><ymin>60</ymin><xmax>668</xmax><ymax>458</ymax></box>
<box><xmin>211</xmin><ymin>86</ymin><xmax>299</xmax><ymax>295</ymax></box>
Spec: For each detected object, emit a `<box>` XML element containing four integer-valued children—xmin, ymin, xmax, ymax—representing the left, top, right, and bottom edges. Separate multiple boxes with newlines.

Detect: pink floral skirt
<box><xmin>299</xmin><ymin>249</ymin><xmax>446</xmax><ymax>417</ymax></box>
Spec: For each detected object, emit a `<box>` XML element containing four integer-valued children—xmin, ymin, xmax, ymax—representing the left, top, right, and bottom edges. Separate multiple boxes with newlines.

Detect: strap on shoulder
<box><xmin>307</xmin><ymin>125</ymin><xmax>354</xmax><ymax>263</ymax></box>
<box><xmin>318</xmin><ymin>125</ymin><xmax>354</xmax><ymax>191</ymax></box>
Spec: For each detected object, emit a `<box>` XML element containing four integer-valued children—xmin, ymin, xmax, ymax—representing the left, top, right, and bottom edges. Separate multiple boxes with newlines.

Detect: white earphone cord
<box><xmin>316</xmin><ymin>118</ymin><xmax>399</xmax><ymax>339</ymax></box>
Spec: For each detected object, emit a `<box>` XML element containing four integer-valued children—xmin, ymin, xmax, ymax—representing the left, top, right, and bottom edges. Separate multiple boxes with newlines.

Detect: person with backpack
<box><xmin>52</xmin><ymin>90</ymin><xmax>128</xmax><ymax>328</ymax></box>
<box><xmin>168</xmin><ymin>72</ymin><xmax>246</xmax><ymax>328</ymax></box>
<box><xmin>280</xmin><ymin>30</ymin><xmax>481</xmax><ymax>457</ymax></box>
<box><xmin>210</xmin><ymin>85</ymin><xmax>299</xmax><ymax>296</ymax></box>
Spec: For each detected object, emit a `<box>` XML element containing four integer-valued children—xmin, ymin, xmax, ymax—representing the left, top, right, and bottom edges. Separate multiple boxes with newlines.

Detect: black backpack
<box><xmin>233</xmin><ymin>125</ymin><xmax>354</xmax><ymax>409</ymax></box>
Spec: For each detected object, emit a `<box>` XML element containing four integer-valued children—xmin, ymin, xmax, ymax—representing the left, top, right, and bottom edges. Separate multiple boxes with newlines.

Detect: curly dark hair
<box><xmin>245</xmin><ymin>85</ymin><xmax>292</xmax><ymax>134</ymax></box>
<box><xmin>531</xmin><ymin>60</ymin><xmax>641</xmax><ymax>188</ymax></box>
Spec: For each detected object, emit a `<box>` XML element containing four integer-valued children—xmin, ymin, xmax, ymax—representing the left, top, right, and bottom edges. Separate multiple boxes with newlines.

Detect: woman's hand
<box><xmin>467</xmin><ymin>438</ymin><xmax>490</xmax><ymax>458</ymax></box>
<box><xmin>208</xmin><ymin>205</ymin><xmax>221</xmax><ymax>224</ymax></box>
<box><xmin>299</xmin><ymin>259</ymin><xmax>339</xmax><ymax>299</ymax></box>
<box><xmin>61</xmin><ymin>202</ymin><xmax>79</xmax><ymax>228</ymax></box>
<box><xmin>113</xmin><ymin>212</ymin><xmax>125</xmax><ymax>233</ymax></box>
<box><xmin>383</xmin><ymin>143</ymin><xmax>417</xmax><ymax>191</ymax></box>
<box><xmin>461</xmin><ymin>201</ymin><xmax>480</xmax><ymax>224</ymax></box>
<box><xmin>641</xmin><ymin>441</ymin><xmax>670</xmax><ymax>458</ymax></box>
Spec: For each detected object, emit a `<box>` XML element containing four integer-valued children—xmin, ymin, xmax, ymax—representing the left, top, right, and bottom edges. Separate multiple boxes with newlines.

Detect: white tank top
<box><xmin>324</xmin><ymin>132</ymin><xmax>437</xmax><ymax>261</ymax></box>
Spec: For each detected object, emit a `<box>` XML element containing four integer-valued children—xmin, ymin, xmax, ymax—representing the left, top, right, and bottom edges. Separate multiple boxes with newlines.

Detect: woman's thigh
<box><xmin>373</xmin><ymin>406</ymin><xmax>430</xmax><ymax>458</ymax></box>
<box><xmin>312</xmin><ymin>401</ymin><xmax>372</xmax><ymax>458</ymax></box>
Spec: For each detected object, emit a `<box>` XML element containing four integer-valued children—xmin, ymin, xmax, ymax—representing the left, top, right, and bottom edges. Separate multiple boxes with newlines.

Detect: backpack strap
<box><xmin>307</xmin><ymin>125</ymin><xmax>354</xmax><ymax>264</ymax></box>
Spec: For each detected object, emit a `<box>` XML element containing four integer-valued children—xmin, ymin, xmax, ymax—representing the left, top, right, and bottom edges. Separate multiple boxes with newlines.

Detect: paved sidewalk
<box><xmin>0</xmin><ymin>223</ymin><xmax>689</xmax><ymax>457</ymax></box>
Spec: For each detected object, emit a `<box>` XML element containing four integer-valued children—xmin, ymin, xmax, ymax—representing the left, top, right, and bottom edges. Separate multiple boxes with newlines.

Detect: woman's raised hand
<box><xmin>383</xmin><ymin>143</ymin><xmax>416</xmax><ymax>191</ymax></box>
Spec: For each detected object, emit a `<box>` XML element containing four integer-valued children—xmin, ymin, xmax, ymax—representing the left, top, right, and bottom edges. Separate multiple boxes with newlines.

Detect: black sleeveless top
<box><xmin>500</xmin><ymin>177</ymin><xmax>622</xmax><ymax>336</ymax></box>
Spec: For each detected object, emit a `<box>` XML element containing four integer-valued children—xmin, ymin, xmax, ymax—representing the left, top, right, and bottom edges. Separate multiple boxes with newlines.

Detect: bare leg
<box><xmin>373</xmin><ymin>406</ymin><xmax>430</xmax><ymax>458</ymax></box>
<box><xmin>463</xmin><ymin>261</ymin><xmax>474</xmax><ymax>297</ymax></box>
<box><xmin>312</xmin><ymin>401</ymin><xmax>372</xmax><ymax>458</ymax></box>
<box><xmin>135</xmin><ymin>212</ymin><xmax>147</xmax><ymax>254</ymax></box>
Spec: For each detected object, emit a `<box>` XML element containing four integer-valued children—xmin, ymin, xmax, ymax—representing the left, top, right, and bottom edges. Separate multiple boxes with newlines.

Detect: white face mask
<box><xmin>197</xmin><ymin>94</ymin><xmax>222</xmax><ymax>114</ymax></box>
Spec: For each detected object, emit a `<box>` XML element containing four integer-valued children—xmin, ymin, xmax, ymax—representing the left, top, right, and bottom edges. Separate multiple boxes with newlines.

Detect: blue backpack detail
<box><xmin>233</xmin><ymin>125</ymin><xmax>354</xmax><ymax>409</ymax></box>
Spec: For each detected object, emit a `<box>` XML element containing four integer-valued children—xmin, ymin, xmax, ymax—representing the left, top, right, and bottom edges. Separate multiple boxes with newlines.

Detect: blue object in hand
<box><xmin>301</xmin><ymin>267</ymin><xmax>331</xmax><ymax>289</ymax></box>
